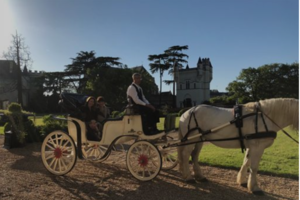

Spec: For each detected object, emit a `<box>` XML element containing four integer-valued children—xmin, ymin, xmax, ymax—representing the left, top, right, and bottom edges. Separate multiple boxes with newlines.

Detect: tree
<box><xmin>3</xmin><ymin>31</ymin><xmax>32</xmax><ymax>106</ymax></box>
<box><xmin>226</xmin><ymin>63</ymin><xmax>299</xmax><ymax>101</ymax></box>
<box><xmin>64</xmin><ymin>51</ymin><xmax>97</xmax><ymax>93</ymax></box>
<box><xmin>164</xmin><ymin>45</ymin><xmax>189</xmax><ymax>107</ymax></box>
<box><xmin>64</xmin><ymin>51</ymin><xmax>121</xmax><ymax>94</ymax></box>
<box><xmin>148</xmin><ymin>53</ymin><xmax>171</xmax><ymax>105</ymax></box>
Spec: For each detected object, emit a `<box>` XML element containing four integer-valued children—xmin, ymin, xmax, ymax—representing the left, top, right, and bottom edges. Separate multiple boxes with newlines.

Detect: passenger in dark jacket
<box><xmin>81</xmin><ymin>96</ymin><xmax>101</xmax><ymax>141</ymax></box>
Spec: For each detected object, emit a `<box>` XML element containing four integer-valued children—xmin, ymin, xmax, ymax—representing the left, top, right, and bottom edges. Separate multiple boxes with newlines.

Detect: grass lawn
<box><xmin>0</xmin><ymin>116</ymin><xmax>298</xmax><ymax>178</ymax></box>
<box><xmin>199</xmin><ymin>127</ymin><xmax>298</xmax><ymax>178</ymax></box>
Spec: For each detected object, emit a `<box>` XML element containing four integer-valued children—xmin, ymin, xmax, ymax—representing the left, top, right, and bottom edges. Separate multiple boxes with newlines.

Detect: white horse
<box><xmin>177</xmin><ymin>98</ymin><xmax>298</xmax><ymax>195</ymax></box>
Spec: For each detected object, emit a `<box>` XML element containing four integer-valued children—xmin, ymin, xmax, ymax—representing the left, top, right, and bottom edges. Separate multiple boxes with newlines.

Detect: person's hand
<box><xmin>146</xmin><ymin>104</ymin><xmax>155</xmax><ymax>111</ymax></box>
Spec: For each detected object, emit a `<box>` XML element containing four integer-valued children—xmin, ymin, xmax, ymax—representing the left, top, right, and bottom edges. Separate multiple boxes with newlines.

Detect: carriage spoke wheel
<box><xmin>41</xmin><ymin>131</ymin><xmax>77</xmax><ymax>175</ymax></box>
<box><xmin>126</xmin><ymin>141</ymin><xmax>162</xmax><ymax>181</ymax></box>
<box><xmin>82</xmin><ymin>144</ymin><xmax>110</xmax><ymax>162</ymax></box>
<box><xmin>158</xmin><ymin>145</ymin><xmax>178</xmax><ymax>170</ymax></box>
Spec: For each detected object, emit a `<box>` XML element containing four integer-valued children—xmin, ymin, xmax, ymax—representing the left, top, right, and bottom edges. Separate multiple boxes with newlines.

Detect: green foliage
<box><xmin>65</xmin><ymin>51</ymin><xmax>122</xmax><ymax>95</ymax></box>
<box><xmin>3</xmin><ymin>122</ymin><xmax>11</xmax><ymax>133</ymax></box>
<box><xmin>226</xmin><ymin>63</ymin><xmax>299</xmax><ymax>100</ymax></box>
<box><xmin>5</xmin><ymin>103</ymin><xmax>26</xmax><ymax>143</ymax></box>
<box><xmin>2</xmin><ymin>109</ymin><xmax>40</xmax><ymax>142</ymax></box>
<box><xmin>24</xmin><ymin>119</ymin><xmax>42</xmax><ymax>143</ymax></box>
<box><xmin>111</xmin><ymin>110</ymin><xmax>125</xmax><ymax>118</ymax></box>
<box><xmin>39</xmin><ymin>115</ymin><xmax>67</xmax><ymax>137</ymax></box>
<box><xmin>8</xmin><ymin>102</ymin><xmax>22</xmax><ymax>113</ymax></box>
<box><xmin>160</xmin><ymin>104</ymin><xmax>174</xmax><ymax>116</ymax></box>
<box><xmin>88</xmin><ymin>66</ymin><xmax>133</xmax><ymax>110</ymax></box>
<box><xmin>199</xmin><ymin>127</ymin><xmax>298</xmax><ymax>178</ymax></box>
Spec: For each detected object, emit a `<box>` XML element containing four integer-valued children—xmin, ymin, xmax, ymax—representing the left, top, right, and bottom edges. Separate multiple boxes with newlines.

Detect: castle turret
<box><xmin>197</xmin><ymin>57</ymin><xmax>202</xmax><ymax>68</ymax></box>
<box><xmin>176</xmin><ymin>56</ymin><xmax>213</xmax><ymax>108</ymax></box>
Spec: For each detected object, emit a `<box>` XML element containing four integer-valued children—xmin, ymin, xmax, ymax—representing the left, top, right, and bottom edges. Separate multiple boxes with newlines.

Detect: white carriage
<box><xmin>41</xmin><ymin>93</ymin><xmax>178</xmax><ymax>181</ymax></box>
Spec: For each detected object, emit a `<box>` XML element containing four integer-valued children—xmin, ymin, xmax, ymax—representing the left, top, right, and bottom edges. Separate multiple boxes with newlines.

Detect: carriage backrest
<box><xmin>59</xmin><ymin>93</ymin><xmax>88</xmax><ymax>117</ymax></box>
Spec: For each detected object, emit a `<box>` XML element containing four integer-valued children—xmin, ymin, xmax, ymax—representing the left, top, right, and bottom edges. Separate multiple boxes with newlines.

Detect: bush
<box><xmin>5</xmin><ymin>103</ymin><xmax>26</xmax><ymax>144</ymax></box>
<box><xmin>160</xmin><ymin>104</ymin><xmax>172</xmax><ymax>116</ymax></box>
<box><xmin>8</xmin><ymin>102</ymin><xmax>22</xmax><ymax>113</ymax></box>
<box><xmin>39</xmin><ymin>115</ymin><xmax>67</xmax><ymax>138</ymax></box>
<box><xmin>3</xmin><ymin>122</ymin><xmax>11</xmax><ymax>133</ymax></box>
<box><xmin>24</xmin><ymin>120</ymin><xmax>42</xmax><ymax>143</ymax></box>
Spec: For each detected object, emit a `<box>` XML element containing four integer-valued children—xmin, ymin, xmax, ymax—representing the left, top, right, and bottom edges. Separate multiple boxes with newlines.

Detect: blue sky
<box><xmin>0</xmin><ymin>0</ymin><xmax>298</xmax><ymax>92</ymax></box>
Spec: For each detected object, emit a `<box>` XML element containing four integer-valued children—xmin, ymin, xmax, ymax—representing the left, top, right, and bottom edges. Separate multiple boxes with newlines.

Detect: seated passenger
<box><xmin>81</xmin><ymin>96</ymin><xmax>101</xmax><ymax>141</ymax></box>
<box><xmin>96</xmin><ymin>96</ymin><xmax>110</xmax><ymax>122</ymax></box>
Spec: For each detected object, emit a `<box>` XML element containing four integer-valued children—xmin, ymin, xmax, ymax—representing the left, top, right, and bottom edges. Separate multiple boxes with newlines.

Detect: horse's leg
<box><xmin>247</xmin><ymin>145</ymin><xmax>265</xmax><ymax>195</ymax></box>
<box><xmin>247</xmin><ymin>139</ymin><xmax>274</xmax><ymax>195</ymax></box>
<box><xmin>178</xmin><ymin>144</ymin><xmax>194</xmax><ymax>182</ymax></box>
<box><xmin>191</xmin><ymin>143</ymin><xmax>207</xmax><ymax>182</ymax></box>
<box><xmin>237</xmin><ymin>148</ymin><xmax>250</xmax><ymax>187</ymax></box>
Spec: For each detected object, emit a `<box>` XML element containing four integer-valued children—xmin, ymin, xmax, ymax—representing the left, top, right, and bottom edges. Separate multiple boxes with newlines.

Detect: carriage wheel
<box><xmin>82</xmin><ymin>144</ymin><xmax>110</xmax><ymax>162</ymax></box>
<box><xmin>158</xmin><ymin>145</ymin><xmax>178</xmax><ymax>170</ymax></box>
<box><xmin>41</xmin><ymin>131</ymin><xmax>77</xmax><ymax>175</ymax></box>
<box><xmin>126</xmin><ymin>141</ymin><xmax>162</xmax><ymax>181</ymax></box>
<box><xmin>112</xmin><ymin>144</ymin><xmax>126</xmax><ymax>152</ymax></box>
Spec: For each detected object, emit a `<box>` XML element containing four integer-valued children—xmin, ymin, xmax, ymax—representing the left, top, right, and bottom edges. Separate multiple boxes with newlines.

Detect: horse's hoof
<box><xmin>240</xmin><ymin>183</ymin><xmax>247</xmax><ymax>188</ymax></box>
<box><xmin>186</xmin><ymin>179</ymin><xmax>196</xmax><ymax>184</ymax></box>
<box><xmin>196</xmin><ymin>177</ymin><xmax>208</xmax><ymax>183</ymax></box>
<box><xmin>252</xmin><ymin>190</ymin><xmax>264</xmax><ymax>196</ymax></box>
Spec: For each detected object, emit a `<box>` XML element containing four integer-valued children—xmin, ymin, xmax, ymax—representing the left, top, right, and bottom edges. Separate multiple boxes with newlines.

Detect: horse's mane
<box><xmin>245</xmin><ymin>98</ymin><xmax>299</xmax><ymax>131</ymax></box>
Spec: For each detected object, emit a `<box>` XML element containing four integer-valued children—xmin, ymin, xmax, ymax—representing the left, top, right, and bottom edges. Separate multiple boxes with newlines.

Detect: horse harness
<box><xmin>180</xmin><ymin>102</ymin><xmax>277</xmax><ymax>153</ymax></box>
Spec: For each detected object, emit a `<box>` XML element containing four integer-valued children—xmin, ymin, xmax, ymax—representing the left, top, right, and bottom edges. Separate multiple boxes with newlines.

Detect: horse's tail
<box><xmin>177</xmin><ymin>127</ymin><xmax>184</xmax><ymax>173</ymax></box>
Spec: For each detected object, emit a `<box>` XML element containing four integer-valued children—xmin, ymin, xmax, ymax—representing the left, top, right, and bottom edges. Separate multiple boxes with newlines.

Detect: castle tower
<box><xmin>176</xmin><ymin>57</ymin><xmax>213</xmax><ymax>108</ymax></box>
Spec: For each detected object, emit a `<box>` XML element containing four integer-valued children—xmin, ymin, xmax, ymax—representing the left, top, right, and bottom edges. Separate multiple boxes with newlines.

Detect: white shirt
<box><xmin>126</xmin><ymin>83</ymin><xmax>150</xmax><ymax>106</ymax></box>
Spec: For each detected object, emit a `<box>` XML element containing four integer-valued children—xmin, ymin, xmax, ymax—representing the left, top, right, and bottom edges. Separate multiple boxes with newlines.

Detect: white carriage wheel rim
<box><xmin>41</xmin><ymin>131</ymin><xmax>77</xmax><ymax>175</ymax></box>
<box><xmin>126</xmin><ymin>141</ymin><xmax>162</xmax><ymax>181</ymax></box>
<box><xmin>158</xmin><ymin>146</ymin><xmax>178</xmax><ymax>170</ymax></box>
<box><xmin>82</xmin><ymin>144</ymin><xmax>110</xmax><ymax>162</ymax></box>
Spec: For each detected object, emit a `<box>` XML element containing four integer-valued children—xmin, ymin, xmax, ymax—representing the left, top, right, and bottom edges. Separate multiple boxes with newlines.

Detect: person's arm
<box><xmin>141</xmin><ymin>90</ymin><xmax>150</xmax><ymax>104</ymax></box>
<box><xmin>127</xmin><ymin>85</ymin><xmax>147</xmax><ymax>106</ymax></box>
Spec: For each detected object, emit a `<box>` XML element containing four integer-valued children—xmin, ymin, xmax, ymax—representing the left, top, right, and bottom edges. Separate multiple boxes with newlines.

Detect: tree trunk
<box><xmin>159</xmin><ymin>68</ymin><xmax>162</xmax><ymax>106</ymax></box>
<box><xmin>16</xmin><ymin>45</ymin><xmax>23</xmax><ymax>107</ymax></box>
<box><xmin>172</xmin><ymin>61</ymin><xmax>176</xmax><ymax>108</ymax></box>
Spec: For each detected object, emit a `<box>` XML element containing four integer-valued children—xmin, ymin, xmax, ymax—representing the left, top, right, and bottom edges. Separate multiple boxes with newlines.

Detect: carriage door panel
<box><xmin>123</xmin><ymin>115</ymin><xmax>143</xmax><ymax>134</ymax></box>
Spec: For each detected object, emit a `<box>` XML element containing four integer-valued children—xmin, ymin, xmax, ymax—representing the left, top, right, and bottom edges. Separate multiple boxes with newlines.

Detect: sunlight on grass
<box><xmin>199</xmin><ymin>127</ymin><xmax>298</xmax><ymax>178</ymax></box>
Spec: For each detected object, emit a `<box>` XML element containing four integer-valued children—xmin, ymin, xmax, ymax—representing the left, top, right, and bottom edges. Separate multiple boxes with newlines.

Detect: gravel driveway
<box><xmin>0</xmin><ymin>135</ymin><xmax>298</xmax><ymax>200</ymax></box>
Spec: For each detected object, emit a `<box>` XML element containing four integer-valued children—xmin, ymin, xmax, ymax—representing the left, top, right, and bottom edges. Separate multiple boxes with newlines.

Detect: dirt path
<box><xmin>0</xmin><ymin>136</ymin><xmax>298</xmax><ymax>200</ymax></box>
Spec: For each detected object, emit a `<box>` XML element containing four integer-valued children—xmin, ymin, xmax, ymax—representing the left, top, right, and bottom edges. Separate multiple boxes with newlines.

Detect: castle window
<box><xmin>194</xmin><ymin>83</ymin><xmax>196</xmax><ymax>89</ymax></box>
<box><xmin>180</xmin><ymin>84</ymin><xmax>182</xmax><ymax>90</ymax></box>
<box><xmin>186</xmin><ymin>80</ymin><xmax>190</xmax><ymax>89</ymax></box>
